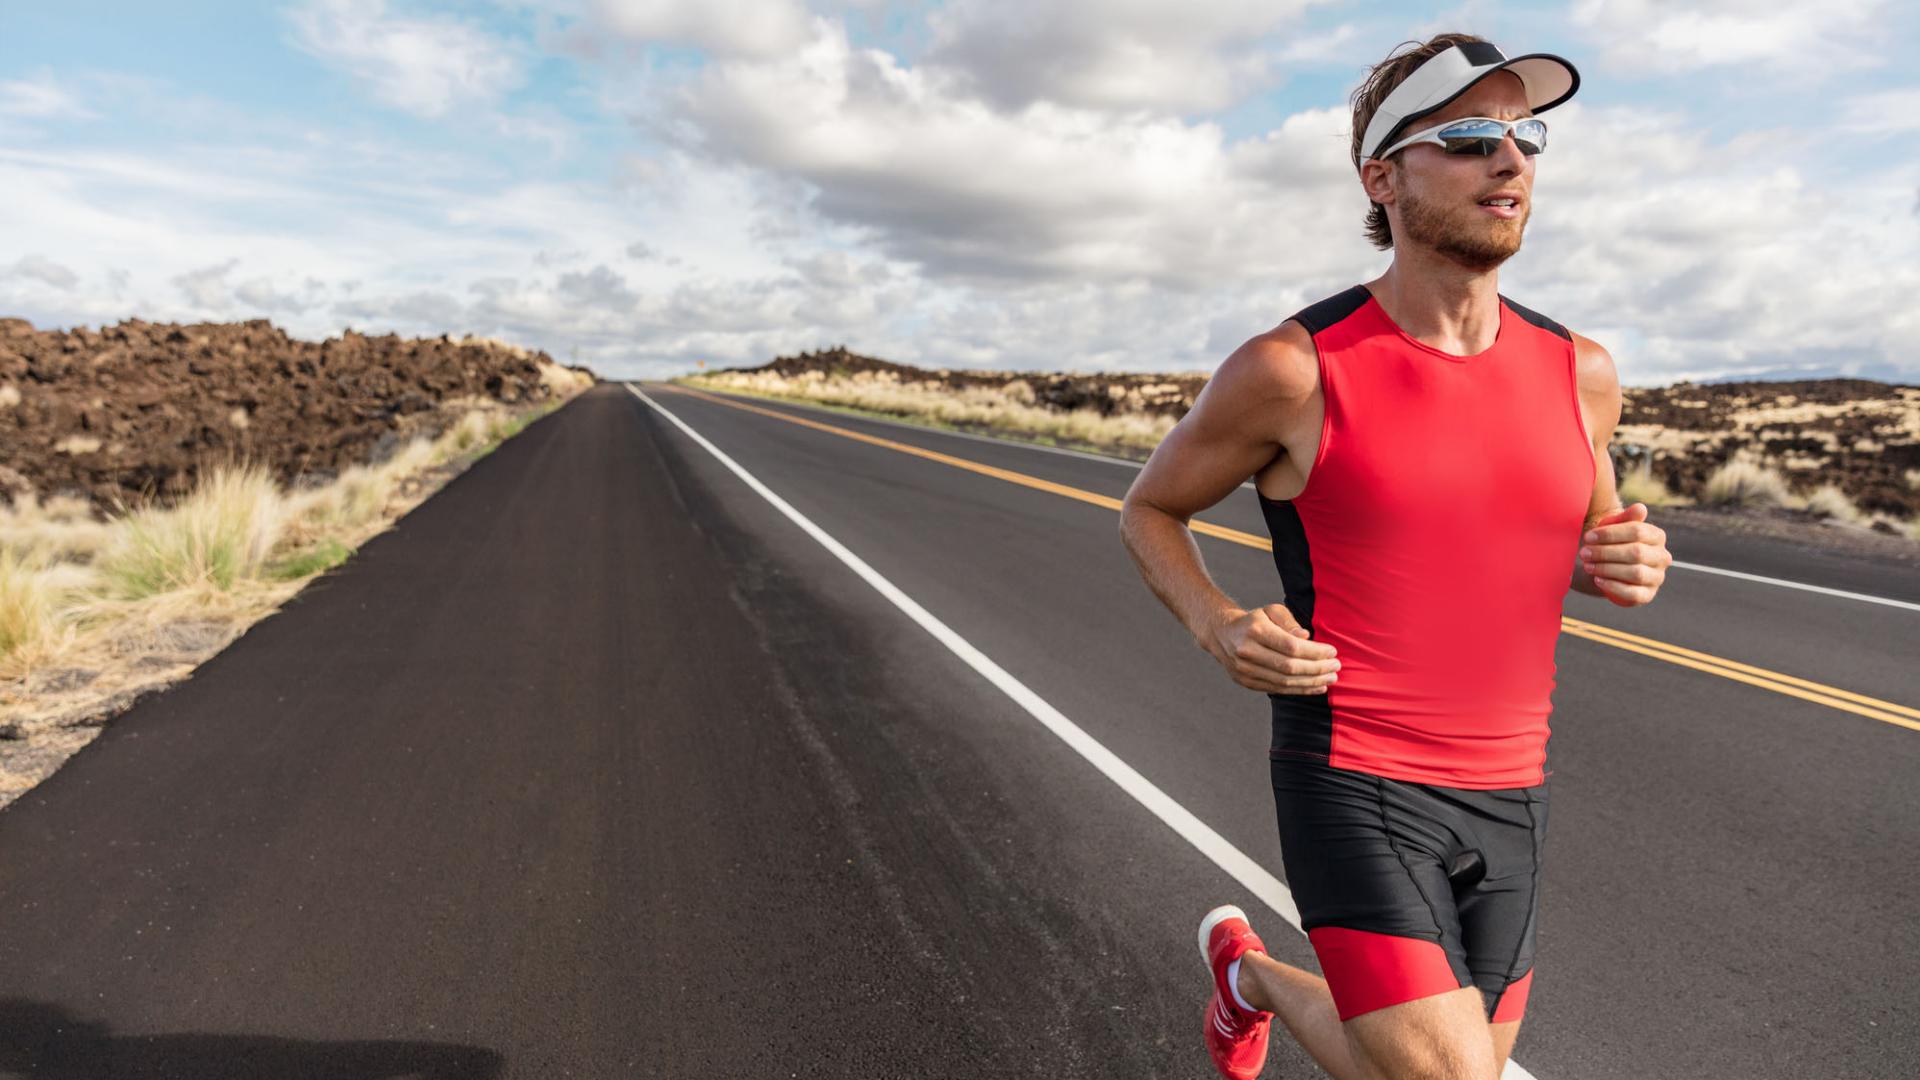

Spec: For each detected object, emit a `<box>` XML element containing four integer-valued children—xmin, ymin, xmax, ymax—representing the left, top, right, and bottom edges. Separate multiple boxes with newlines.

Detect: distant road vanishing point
<box><xmin>1</xmin><ymin>380</ymin><xmax>1913</xmax><ymax>1079</ymax></box>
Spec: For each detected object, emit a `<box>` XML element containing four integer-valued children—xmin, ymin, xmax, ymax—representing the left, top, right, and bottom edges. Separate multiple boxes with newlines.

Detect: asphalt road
<box><xmin>1</xmin><ymin>380</ymin><xmax>1914</xmax><ymax>1079</ymax></box>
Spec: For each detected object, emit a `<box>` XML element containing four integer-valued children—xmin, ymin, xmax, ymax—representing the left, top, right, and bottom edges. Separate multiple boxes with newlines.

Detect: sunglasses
<box><xmin>1377</xmin><ymin>116</ymin><xmax>1548</xmax><ymax>159</ymax></box>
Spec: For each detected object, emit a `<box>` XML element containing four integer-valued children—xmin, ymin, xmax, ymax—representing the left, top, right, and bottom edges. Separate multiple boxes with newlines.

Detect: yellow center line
<box><xmin>656</xmin><ymin>382</ymin><xmax>1920</xmax><ymax>735</ymax></box>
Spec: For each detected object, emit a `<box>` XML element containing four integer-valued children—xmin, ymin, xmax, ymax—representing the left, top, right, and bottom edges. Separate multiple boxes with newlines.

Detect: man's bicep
<box><xmin>1126</xmin><ymin>336</ymin><xmax>1297</xmax><ymax>521</ymax></box>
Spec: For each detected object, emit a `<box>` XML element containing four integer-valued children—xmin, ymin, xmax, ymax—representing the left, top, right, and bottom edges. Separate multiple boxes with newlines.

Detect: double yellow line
<box><xmin>1557</xmin><ymin>618</ymin><xmax>1920</xmax><ymax>731</ymax></box>
<box><xmin>655</xmin><ymin>382</ymin><xmax>1920</xmax><ymax>735</ymax></box>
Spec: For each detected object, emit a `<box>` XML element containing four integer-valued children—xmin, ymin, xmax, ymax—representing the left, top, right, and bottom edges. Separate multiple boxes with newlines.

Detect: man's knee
<box><xmin>1490</xmin><ymin>1017</ymin><xmax>1523</xmax><ymax>1075</ymax></box>
<box><xmin>1342</xmin><ymin>986</ymin><xmax>1500</xmax><ymax>1080</ymax></box>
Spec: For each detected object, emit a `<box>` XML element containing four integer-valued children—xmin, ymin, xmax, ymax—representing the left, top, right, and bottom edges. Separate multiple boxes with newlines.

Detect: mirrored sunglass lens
<box><xmin>1440</xmin><ymin>119</ymin><xmax>1506</xmax><ymax>137</ymax></box>
<box><xmin>1437</xmin><ymin>119</ymin><xmax>1503</xmax><ymax>154</ymax></box>
<box><xmin>1516</xmin><ymin>119</ymin><xmax>1547</xmax><ymax>152</ymax></box>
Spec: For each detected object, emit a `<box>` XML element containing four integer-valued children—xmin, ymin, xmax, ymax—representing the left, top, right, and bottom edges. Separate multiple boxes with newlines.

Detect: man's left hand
<box><xmin>1580</xmin><ymin>503</ymin><xmax>1671</xmax><ymax>607</ymax></box>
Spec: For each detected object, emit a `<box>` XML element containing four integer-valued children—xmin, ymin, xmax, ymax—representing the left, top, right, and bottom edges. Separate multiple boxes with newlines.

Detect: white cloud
<box><xmin>0</xmin><ymin>75</ymin><xmax>94</xmax><ymax>120</ymax></box>
<box><xmin>6</xmin><ymin>255</ymin><xmax>81</xmax><ymax>291</ymax></box>
<box><xmin>1568</xmin><ymin>0</ymin><xmax>1892</xmax><ymax>79</ymax></box>
<box><xmin>923</xmin><ymin>0</ymin><xmax>1323</xmax><ymax>112</ymax></box>
<box><xmin>234</xmin><ymin>276</ymin><xmax>326</xmax><ymax>314</ymax></box>
<box><xmin>671</xmin><ymin>22</ymin><xmax>1363</xmax><ymax>287</ymax></box>
<box><xmin>336</xmin><ymin>289</ymin><xmax>468</xmax><ymax>327</ymax></box>
<box><xmin>287</xmin><ymin>0</ymin><xmax>526</xmax><ymax>117</ymax></box>
<box><xmin>1837</xmin><ymin>87</ymin><xmax>1920</xmax><ymax>137</ymax></box>
<box><xmin>580</xmin><ymin>0</ymin><xmax>812</xmax><ymax>58</ymax></box>
<box><xmin>171</xmin><ymin>260</ymin><xmax>241</xmax><ymax>309</ymax></box>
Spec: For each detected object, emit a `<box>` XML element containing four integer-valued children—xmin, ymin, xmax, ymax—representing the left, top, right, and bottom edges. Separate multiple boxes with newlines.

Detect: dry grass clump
<box><xmin>289</xmin><ymin>461</ymin><xmax>397</xmax><ymax>535</ymax></box>
<box><xmin>1801</xmin><ymin>483</ymin><xmax>1864</xmax><ymax>524</ymax></box>
<box><xmin>0</xmin><ymin>548</ymin><xmax>79</xmax><ymax>660</ymax></box>
<box><xmin>0</xmin><ymin>494</ymin><xmax>112</xmax><ymax>568</ymax></box>
<box><xmin>1700</xmin><ymin>457</ymin><xmax>1792</xmax><ymax>508</ymax></box>
<box><xmin>538</xmin><ymin>361</ymin><xmax>596</xmax><ymax>399</ymax></box>
<box><xmin>96</xmin><ymin>462</ymin><xmax>286</xmax><ymax>599</ymax></box>
<box><xmin>680</xmin><ymin>369</ymin><xmax>1178</xmax><ymax>453</ymax></box>
<box><xmin>0</xmin><ymin>502</ymin><xmax>110</xmax><ymax>669</ymax></box>
<box><xmin>1614</xmin><ymin>459</ymin><xmax>1677</xmax><ymax>507</ymax></box>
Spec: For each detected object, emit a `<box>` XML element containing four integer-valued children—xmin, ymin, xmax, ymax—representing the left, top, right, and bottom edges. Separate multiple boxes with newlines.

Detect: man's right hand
<box><xmin>1201</xmin><ymin>603</ymin><xmax>1340</xmax><ymax>695</ymax></box>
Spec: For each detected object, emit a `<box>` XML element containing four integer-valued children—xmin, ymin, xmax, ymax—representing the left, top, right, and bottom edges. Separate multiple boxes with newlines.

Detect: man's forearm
<box><xmin>1119</xmin><ymin>502</ymin><xmax>1240</xmax><ymax>645</ymax></box>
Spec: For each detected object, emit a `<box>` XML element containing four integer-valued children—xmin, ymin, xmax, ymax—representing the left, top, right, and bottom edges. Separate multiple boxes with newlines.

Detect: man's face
<box><xmin>1370</xmin><ymin>70</ymin><xmax>1535</xmax><ymax>272</ymax></box>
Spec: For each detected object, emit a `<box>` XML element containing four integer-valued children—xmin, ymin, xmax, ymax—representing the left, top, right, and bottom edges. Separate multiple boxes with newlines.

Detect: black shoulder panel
<box><xmin>1286</xmin><ymin>285</ymin><xmax>1371</xmax><ymax>336</ymax></box>
<box><xmin>1500</xmin><ymin>295</ymin><xmax>1572</xmax><ymax>341</ymax></box>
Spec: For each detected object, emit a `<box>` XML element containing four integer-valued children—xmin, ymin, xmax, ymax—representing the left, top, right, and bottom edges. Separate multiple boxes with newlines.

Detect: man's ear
<box><xmin>1359</xmin><ymin>158</ymin><xmax>1396</xmax><ymax>206</ymax></box>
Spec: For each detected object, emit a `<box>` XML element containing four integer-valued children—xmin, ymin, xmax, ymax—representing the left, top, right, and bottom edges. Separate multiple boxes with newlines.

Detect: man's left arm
<box><xmin>1569</xmin><ymin>332</ymin><xmax>1672</xmax><ymax>606</ymax></box>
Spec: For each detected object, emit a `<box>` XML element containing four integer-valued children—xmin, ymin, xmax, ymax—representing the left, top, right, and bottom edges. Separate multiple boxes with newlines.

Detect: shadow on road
<box><xmin>0</xmin><ymin>999</ymin><xmax>504</xmax><ymax>1079</ymax></box>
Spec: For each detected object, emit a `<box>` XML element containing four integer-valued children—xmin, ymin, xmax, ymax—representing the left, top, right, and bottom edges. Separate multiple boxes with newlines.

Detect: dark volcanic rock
<box><xmin>0</xmin><ymin>317</ymin><xmax>598</xmax><ymax>515</ymax></box>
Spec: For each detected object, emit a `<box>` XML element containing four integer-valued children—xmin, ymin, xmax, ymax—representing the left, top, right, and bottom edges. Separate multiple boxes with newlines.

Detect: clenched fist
<box><xmin>1201</xmin><ymin>602</ymin><xmax>1341</xmax><ymax>695</ymax></box>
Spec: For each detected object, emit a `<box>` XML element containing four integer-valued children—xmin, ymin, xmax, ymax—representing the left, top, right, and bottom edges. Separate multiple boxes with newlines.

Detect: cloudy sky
<box><xmin>3</xmin><ymin>0</ymin><xmax>1917</xmax><ymax>386</ymax></box>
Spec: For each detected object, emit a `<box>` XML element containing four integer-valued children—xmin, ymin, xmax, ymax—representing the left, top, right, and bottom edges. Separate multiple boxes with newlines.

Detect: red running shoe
<box><xmin>1198</xmin><ymin>904</ymin><xmax>1274</xmax><ymax>1080</ymax></box>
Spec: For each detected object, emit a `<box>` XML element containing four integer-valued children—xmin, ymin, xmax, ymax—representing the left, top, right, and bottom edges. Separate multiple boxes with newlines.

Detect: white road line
<box><xmin>630</xmin><ymin>383</ymin><xmax>1541</xmax><ymax>1080</ymax></box>
<box><xmin>1668</xmin><ymin>559</ymin><xmax>1920</xmax><ymax>612</ymax></box>
<box><xmin>648</xmin><ymin>381</ymin><xmax>1918</xmax><ymax>611</ymax></box>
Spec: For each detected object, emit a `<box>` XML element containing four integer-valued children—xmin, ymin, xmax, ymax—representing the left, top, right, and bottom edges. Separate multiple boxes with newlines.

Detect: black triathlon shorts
<box><xmin>1268</xmin><ymin>755</ymin><xmax>1549</xmax><ymax>1023</ymax></box>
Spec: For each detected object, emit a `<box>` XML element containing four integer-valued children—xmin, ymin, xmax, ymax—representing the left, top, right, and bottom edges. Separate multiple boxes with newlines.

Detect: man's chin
<box><xmin>1437</xmin><ymin>239</ymin><xmax>1518</xmax><ymax>272</ymax></box>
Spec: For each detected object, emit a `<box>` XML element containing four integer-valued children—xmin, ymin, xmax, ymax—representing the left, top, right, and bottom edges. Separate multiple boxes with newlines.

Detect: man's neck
<box><xmin>1364</xmin><ymin>254</ymin><xmax>1503</xmax><ymax>355</ymax></box>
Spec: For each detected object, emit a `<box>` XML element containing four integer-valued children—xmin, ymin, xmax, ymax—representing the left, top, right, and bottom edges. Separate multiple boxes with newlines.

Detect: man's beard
<box><xmin>1397</xmin><ymin>181</ymin><xmax>1523</xmax><ymax>272</ymax></box>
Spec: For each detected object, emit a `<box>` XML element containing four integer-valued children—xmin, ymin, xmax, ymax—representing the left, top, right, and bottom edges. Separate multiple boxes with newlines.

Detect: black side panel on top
<box><xmin>1499</xmin><ymin>295</ymin><xmax>1572</xmax><ymax>341</ymax></box>
<box><xmin>1256</xmin><ymin>492</ymin><xmax>1334</xmax><ymax>760</ymax></box>
<box><xmin>1287</xmin><ymin>285</ymin><xmax>1372</xmax><ymax>336</ymax></box>
<box><xmin>1457</xmin><ymin>41</ymin><xmax>1505</xmax><ymax>65</ymax></box>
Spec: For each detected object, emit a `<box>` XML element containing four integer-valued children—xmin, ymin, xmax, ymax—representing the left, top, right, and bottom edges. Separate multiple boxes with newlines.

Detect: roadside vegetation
<box><xmin>1678</xmin><ymin>453</ymin><xmax>1918</xmax><ymax>539</ymax></box>
<box><xmin>675</xmin><ymin>368</ymin><xmax>1174</xmax><ymax>457</ymax></box>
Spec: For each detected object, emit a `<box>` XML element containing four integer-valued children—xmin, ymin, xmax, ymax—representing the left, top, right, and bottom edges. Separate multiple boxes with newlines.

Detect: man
<box><xmin>1118</xmin><ymin>33</ymin><xmax>1673</xmax><ymax>1080</ymax></box>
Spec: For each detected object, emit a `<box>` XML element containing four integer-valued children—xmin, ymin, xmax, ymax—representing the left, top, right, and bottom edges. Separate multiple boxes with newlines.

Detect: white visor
<box><xmin>1360</xmin><ymin>40</ymin><xmax>1579</xmax><ymax>162</ymax></box>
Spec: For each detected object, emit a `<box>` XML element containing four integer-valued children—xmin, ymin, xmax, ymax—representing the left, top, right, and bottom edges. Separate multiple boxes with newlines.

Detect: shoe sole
<box><xmin>1198</xmin><ymin>903</ymin><xmax>1249</xmax><ymax>965</ymax></box>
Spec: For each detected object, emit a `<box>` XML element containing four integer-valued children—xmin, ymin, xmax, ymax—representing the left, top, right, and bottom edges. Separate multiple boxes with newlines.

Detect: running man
<box><xmin>1118</xmin><ymin>33</ymin><xmax>1673</xmax><ymax>1080</ymax></box>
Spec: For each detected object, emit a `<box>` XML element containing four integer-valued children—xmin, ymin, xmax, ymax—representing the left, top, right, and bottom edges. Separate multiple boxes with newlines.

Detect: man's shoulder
<box><xmin>1563</xmin><ymin>327</ymin><xmax>1620</xmax><ymax>394</ymax></box>
<box><xmin>1212</xmin><ymin>283</ymin><xmax>1375</xmax><ymax>397</ymax></box>
<box><xmin>1216</xmin><ymin>319</ymin><xmax>1319</xmax><ymax>406</ymax></box>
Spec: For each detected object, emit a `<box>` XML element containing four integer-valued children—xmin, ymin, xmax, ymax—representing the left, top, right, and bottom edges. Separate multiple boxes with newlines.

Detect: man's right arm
<box><xmin>1118</xmin><ymin>322</ymin><xmax>1340</xmax><ymax>695</ymax></box>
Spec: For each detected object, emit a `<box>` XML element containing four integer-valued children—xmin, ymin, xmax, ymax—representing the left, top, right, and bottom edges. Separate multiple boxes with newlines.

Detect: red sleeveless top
<box><xmin>1258</xmin><ymin>285</ymin><xmax>1595</xmax><ymax>789</ymax></box>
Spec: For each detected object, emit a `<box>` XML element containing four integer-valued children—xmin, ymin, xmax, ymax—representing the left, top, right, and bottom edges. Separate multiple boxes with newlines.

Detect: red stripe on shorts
<box><xmin>1307</xmin><ymin>925</ymin><xmax>1462</xmax><ymax>1021</ymax></box>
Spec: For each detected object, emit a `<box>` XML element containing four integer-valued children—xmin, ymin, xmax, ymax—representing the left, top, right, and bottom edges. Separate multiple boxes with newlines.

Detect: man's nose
<box><xmin>1491</xmin><ymin>132</ymin><xmax>1528</xmax><ymax>172</ymax></box>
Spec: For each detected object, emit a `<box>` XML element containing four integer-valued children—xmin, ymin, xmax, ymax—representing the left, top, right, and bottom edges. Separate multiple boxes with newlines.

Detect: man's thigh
<box><xmin>1342</xmin><ymin>985</ymin><xmax>1499</xmax><ymax>1080</ymax></box>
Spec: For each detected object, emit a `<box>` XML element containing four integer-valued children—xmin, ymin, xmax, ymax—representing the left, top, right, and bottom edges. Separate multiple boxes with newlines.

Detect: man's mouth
<box><xmin>1477</xmin><ymin>197</ymin><xmax>1520</xmax><ymax>219</ymax></box>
